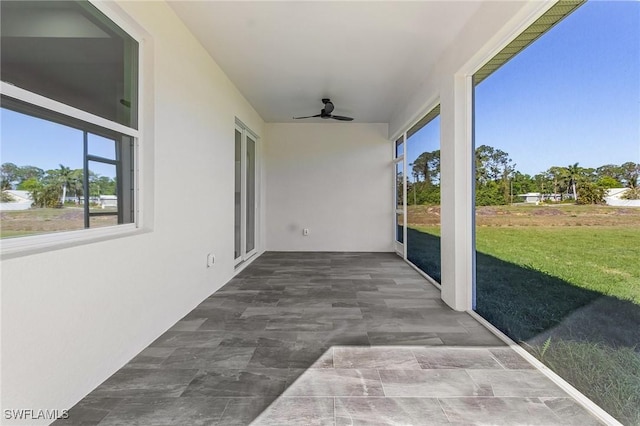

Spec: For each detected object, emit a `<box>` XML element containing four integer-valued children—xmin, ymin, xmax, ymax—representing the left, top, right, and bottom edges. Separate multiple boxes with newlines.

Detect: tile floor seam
<box><xmin>374</xmin><ymin>368</ymin><xmax>387</xmax><ymax>398</ymax></box>
<box><xmin>435</xmin><ymin>397</ymin><xmax>453</xmax><ymax>424</ymax></box>
<box><xmin>463</xmin><ymin>367</ymin><xmax>496</xmax><ymax>397</ymax></box>
<box><xmin>489</xmin><ymin>353</ymin><xmax>509</xmax><ymax>370</ymax></box>
<box><xmin>213</xmin><ymin>397</ymin><xmax>232</xmax><ymax>425</ymax></box>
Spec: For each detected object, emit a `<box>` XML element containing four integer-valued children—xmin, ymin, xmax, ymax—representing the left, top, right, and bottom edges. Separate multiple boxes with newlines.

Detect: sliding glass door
<box><xmin>235</xmin><ymin>121</ymin><xmax>258</xmax><ymax>265</ymax></box>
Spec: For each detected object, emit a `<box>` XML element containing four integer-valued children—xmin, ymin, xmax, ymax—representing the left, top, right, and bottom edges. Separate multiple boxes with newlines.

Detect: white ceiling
<box><xmin>168</xmin><ymin>1</ymin><xmax>484</xmax><ymax>123</ymax></box>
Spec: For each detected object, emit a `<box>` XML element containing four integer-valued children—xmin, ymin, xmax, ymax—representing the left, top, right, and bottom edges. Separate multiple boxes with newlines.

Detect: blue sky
<box><xmin>407</xmin><ymin>0</ymin><xmax>639</xmax><ymax>177</ymax></box>
<box><xmin>475</xmin><ymin>0</ymin><xmax>639</xmax><ymax>176</ymax></box>
<box><xmin>1</xmin><ymin>108</ymin><xmax>117</xmax><ymax>178</ymax></box>
<box><xmin>407</xmin><ymin>116</ymin><xmax>440</xmax><ymax>183</ymax></box>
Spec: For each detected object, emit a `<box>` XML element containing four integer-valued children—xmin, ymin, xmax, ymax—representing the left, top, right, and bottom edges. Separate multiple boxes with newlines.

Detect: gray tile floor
<box><xmin>55</xmin><ymin>252</ymin><xmax>603</xmax><ymax>425</ymax></box>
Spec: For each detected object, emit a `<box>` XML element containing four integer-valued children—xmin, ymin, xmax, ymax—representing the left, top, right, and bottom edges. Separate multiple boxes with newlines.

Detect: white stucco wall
<box><xmin>1</xmin><ymin>1</ymin><xmax>265</xmax><ymax>422</ymax></box>
<box><xmin>264</xmin><ymin>123</ymin><xmax>392</xmax><ymax>252</ymax></box>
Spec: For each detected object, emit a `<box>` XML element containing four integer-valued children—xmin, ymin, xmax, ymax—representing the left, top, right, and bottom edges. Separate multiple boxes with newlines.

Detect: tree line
<box><xmin>405</xmin><ymin>145</ymin><xmax>639</xmax><ymax>206</ymax></box>
<box><xmin>1</xmin><ymin>163</ymin><xmax>116</xmax><ymax>208</ymax></box>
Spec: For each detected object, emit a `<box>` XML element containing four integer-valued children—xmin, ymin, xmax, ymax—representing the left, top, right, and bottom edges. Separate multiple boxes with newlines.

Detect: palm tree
<box><xmin>56</xmin><ymin>164</ymin><xmax>74</xmax><ymax>207</ymax></box>
<box><xmin>70</xmin><ymin>169</ymin><xmax>84</xmax><ymax>204</ymax></box>
<box><xmin>565</xmin><ymin>162</ymin><xmax>581</xmax><ymax>201</ymax></box>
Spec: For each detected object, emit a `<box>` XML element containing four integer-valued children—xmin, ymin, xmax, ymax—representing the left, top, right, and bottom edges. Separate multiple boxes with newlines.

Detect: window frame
<box><xmin>0</xmin><ymin>0</ymin><xmax>145</xmax><ymax>258</ymax></box>
<box><xmin>392</xmin><ymin>134</ymin><xmax>406</xmax><ymax>255</ymax></box>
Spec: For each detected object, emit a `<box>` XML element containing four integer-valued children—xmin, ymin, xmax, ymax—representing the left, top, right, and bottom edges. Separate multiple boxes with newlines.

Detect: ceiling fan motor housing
<box><xmin>322</xmin><ymin>99</ymin><xmax>334</xmax><ymax>114</ymax></box>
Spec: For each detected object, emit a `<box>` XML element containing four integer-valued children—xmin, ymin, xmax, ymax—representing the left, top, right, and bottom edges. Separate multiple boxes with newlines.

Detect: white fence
<box><xmin>604</xmin><ymin>198</ymin><xmax>640</xmax><ymax>207</ymax></box>
<box><xmin>0</xmin><ymin>201</ymin><xmax>32</xmax><ymax>211</ymax></box>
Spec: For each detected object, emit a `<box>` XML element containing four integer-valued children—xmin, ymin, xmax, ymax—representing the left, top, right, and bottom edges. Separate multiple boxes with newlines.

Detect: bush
<box><xmin>577</xmin><ymin>182</ymin><xmax>606</xmax><ymax>204</ymax></box>
<box><xmin>622</xmin><ymin>187</ymin><xmax>640</xmax><ymax>200</ymax></box>
<box><xmin>476</xmin><ymin>181</ymin><xmax>508</xmax><ymax>206</ymax></box>
<box><xmin>1</xmin><ymin>191</ymin><xmax>15</xmax><ymax>202</ymax></box>
<box><xmin>27</xmin><ymin>183</ymin><xmax>61</xmax><ymax>208</ymax></box>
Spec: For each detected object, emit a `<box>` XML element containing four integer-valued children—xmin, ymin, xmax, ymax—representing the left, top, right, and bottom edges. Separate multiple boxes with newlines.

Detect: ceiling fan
<box><xmin>293</xmin><ymin>98</ymin><xmax>354</xmax><ymax>121</ymax></box>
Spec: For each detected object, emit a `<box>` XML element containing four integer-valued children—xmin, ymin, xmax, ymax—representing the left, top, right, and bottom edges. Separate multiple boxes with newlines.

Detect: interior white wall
<box><xmin>0</xmin><ymin>1</ymin><xmax>265</xmax><ymax>422</ymax></box>
<box><xmin>265</xmin><ymin>123</ymin><xmax>392</xmax><ymax>252</ymax></box>
<box><xmin>388</xmin><ymin>1</ymin><xmax>549</xmax><ymax>311</ymax></box>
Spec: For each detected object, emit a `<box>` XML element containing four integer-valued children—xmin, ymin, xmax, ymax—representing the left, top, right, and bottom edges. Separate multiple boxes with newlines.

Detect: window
<box><xmin>392</xmin><ymin>106</ymin><xmax>441</xmax><ymax>284</ymax></box>
<box><xmin>235</xmin><ymin>120</ymin><xmax>259</xmax><ymax>265</ymax></box>
<box><xmin>406</xmin><ymin>106</ymin><xmax>441</xmax><ymax>283</ymax></box>
<box><xmin>393</xmin><ymin>136</ymin><xmax>405</xmax><ymax>248</ymax></box>
<box><xmin>1</xmin><ymin>0</ymin><xmax>139</xmax><ymax>243</ymax></box>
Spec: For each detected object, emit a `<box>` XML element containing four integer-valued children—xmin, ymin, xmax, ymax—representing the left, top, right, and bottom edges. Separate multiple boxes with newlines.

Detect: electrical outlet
<box><xmin>206</xmin><ymin>253</ymin><xmax>215</xmax><ymax>268</ymax></box>
<box><xmin>303</xmin><ymin>228</ymin><xmax>309</xmax><ymax>236</ymax></box>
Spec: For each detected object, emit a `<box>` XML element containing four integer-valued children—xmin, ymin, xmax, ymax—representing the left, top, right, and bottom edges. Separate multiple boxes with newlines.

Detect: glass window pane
<box><xmin>88</xmin><ymin>161</ymin><xmax>117</xmax><ymax>214</ymax></box>
<box><xmin>1</xmin><ymin>108</ymin><xmax>84</xmax><ymax>178</ymax></box>
<box><xmin>1</xmin><ymin>107</ymin><xmax>83</xmax><ymax>238</ymax></box>
<box><xmin>1</xmin><ymin>1</ymin><xmax>138</xmax><ymax>128</ymax></box>
<box><xmin>395</xmin><ymin>137</ymin><xmax>404</xmax><ymax>158</ymax></box>
<box><xmin>234</xmin><ymin>129</ymin><xmax>241</xmax><ymax>259</ymax></box>
<box><xmin>396</xmin><ymin>213</ymin><xmax>404</xmax><ymax>244</ymax></box>
<box><xmin>88</xmin><ymin>133</ymin><xmax>116</xmax><ymax>160</ymax></box>
<box><xmin>1</xmin><ymin>95</ymin><xmax>134</xmax><ymax>238</ymax></box>
<box><xmin>1</xmin><ymin>207</ymin><xmax>87</xmax><ymax>239</ymax></box>
<box><xmin>90</xmin><ymin>214</ymin><xmax>118</xmax><ymax>229</ymax></box>
<box><xmin>395</xmin><ymin>162</ymin><xmax>404</xmax><ymax>210</ymax></box>
<box><xmin>406</xmin><ymin>113</ymin><xmax>441</xmax><ymax>283</ymax></box>
<box><xmin>246</xmin><ymin>136</ymin><xmax>256</xmax><ymax>253</ymax></box>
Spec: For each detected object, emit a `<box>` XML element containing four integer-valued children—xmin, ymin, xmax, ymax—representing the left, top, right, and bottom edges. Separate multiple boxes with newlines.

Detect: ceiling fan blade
<box><xmin>331</xmin><ymin>115</ymin><xmax>354</xmax><ymax>121</ymax></box>
<box><xmin>293</xmin><ymin>114</ymin><xmax>321</xmax><ymax>119</ymax></box>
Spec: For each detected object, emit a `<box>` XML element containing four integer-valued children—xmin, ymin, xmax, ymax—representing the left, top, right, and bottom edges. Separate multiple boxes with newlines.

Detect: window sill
<box><xmin>1</xmin><ymin>224</ymin><xmax>146</xmax><ymax>260</ymax></box>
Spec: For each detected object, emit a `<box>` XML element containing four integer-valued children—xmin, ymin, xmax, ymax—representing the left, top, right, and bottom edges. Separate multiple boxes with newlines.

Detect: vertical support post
<box><xmin>439</xmin><ymin>73</ymin><xmax>474</xmax><ymax>311</ymax></box>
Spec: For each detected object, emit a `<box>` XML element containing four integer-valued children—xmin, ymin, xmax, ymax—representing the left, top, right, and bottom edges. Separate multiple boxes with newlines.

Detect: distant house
<box><xmin>518</xmin><ymin>192</ymin><xmax>541</xmax><ymax>203</ymax></box>
<box><xmin>518</xmin><ymin>192</ymin><xmax>563</xmax><ymax>204</ymax></box>
<box><xmin>547</xmin><ymin>193</ymin><xmax>565</xmax><ymax>202</ymax></box>
<box><xmin>99</xmin><ymin>195</ymin><xmax>118</xmax><ymax>209</ymax></box>
<box><xmin>0</xmin><ymin>190</ymin><xmax>33</xmax><ymax>211</ymax></box>
<box><xmin>604</xmin><ymin>187</ymin><xmax>640</xmax><ymax>207</ymax></box>
<box><xmin>605</xmin><ymin>188</ymin><xmax>629</xmax><ymax>199</ymax></box>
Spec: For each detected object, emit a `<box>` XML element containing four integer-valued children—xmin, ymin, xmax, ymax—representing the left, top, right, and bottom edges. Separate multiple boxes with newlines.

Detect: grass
<box><xmin>406</xmin><ymin>204</ymin><xmax>640</xmax><ymax>425</ymax></box>
<box><xmin>1</xmin><ymin>207</ymin><xmax>118</xmax><ymax>238</ymax></box>
<box><xmin>406</xmin><ymin>226</ymin><xmax>441</xmax><ymax>283</ymax></box>
<box><xmin>530</xmin><ymin>339</ymin><xmax>640</xmax><ymax>426</ymax></box>
<box><xmin>476</xmin><ymin>226</ymin><xmax>640</xmax><ymax>303</ymax></box>
<box><xmin>408</xmin><ymin>205</ymin><xmax>640</xmax><ymax>304</ymax></box>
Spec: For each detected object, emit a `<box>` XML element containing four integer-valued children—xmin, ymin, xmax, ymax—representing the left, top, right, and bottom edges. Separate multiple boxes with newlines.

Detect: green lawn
<box><xmin>479</xmin><ymin>226</ymin><xmax>640</xmax><ymax>303</ymax></box>
<box><xmin>411</xmin><ymin>224</ymin><xmax>640</xmax><ymax>304</ymax></box>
